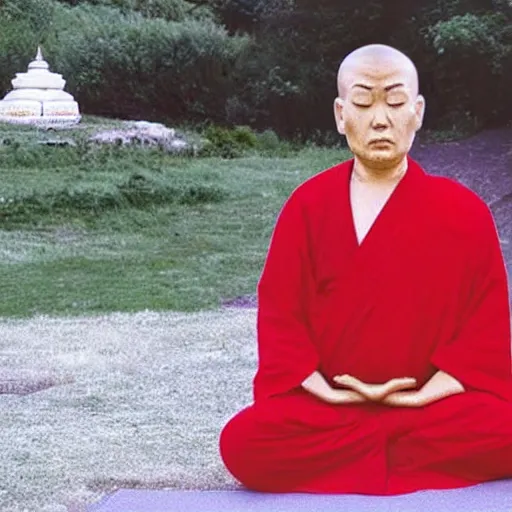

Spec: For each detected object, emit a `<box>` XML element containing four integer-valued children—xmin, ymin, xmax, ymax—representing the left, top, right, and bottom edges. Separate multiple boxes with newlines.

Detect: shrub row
<box><xmin>0</xmin><ymin>171</ymin><xmax>227</xmax><ymax>225</ymax></box>
<box><xmin>0</xmin><ymin>0</ymin><xmax>510</xmax><ymax>138</ymax></box>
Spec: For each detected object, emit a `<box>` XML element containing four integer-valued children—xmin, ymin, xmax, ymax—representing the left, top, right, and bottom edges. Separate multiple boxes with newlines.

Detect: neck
<box><xmin>352</xmin><ymin>157</ymin><xmax>408</xmax><ymax>184</ymax></box>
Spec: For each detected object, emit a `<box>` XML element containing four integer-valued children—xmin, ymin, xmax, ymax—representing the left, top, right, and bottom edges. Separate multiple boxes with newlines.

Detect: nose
<box><xmin>371</xmin><ymin>106</ymin><xmax>390</xmax><ymax>131</ymax></box>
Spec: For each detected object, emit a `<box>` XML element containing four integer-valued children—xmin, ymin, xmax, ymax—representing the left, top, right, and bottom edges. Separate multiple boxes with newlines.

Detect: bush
<box><xmin>84</xmin><ymin>0</ymin><xmax>216</xmax><ymax>22</ymax></box>
<box><xmin>42</xmin><ymin>4</ymin><xmax>249</xmax><ymax>124</ymax></box>
<box><xmin>2</xmin><ymin>0</ymin><xmax>510</xmax><ymax>137</ymax></box>
<box><xmin>0</xmin><ymin>0</ymin><xmax>56</xmax><ymax>94</ymax></box>
<box><xmin>1</xmin><ymin>0</ymin><xmax>56</xmax><ymax>33</ymax></box>
<box><xmin>199</xmin><ymin>125</ymin><xmax>298</xmax><ymax>158</ymax></box>
<box><xmin>255</xmin><ymin>129</ymin><xmax>298</xmax><ymax>156</ymax></box>
<box><xmin>201</xmin><ymin>125</ymin><xmax>258</xmax><ymax>158</ymax></box>
<box><xmin>0</xmin><ymin>170</ymin><xmax>227</xmax><ymax>225</ymax></box>
<box><xmin>118</xmin><ymin>172</ymin><xmax>226</xmax><ymax>207</ymax></box>
<box><xmin>427</xmin><ymin>12</ymin><xmax>512</xmax><ymax>127</ymax></box>
<box><xmin>255</xmin><ymin>129</ymin><xmax>281</xmax><ymax>151</ymax></box>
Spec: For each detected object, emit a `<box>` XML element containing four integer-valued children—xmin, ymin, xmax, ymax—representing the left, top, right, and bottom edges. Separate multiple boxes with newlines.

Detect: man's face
<box><xmin>334</xmin><ymin>57</ymin><xmax>425</xmax><ymax>169</ymax></box>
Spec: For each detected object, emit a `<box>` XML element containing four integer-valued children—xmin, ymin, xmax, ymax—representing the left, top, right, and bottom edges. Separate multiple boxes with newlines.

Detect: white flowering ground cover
<box><xmin>0</xmin><ymin>308</ymin><xmax>256</xmax><ymax>511</ymax></box>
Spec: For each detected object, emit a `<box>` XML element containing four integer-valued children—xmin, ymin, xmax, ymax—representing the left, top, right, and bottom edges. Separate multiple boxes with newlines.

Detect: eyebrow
<box><xmin>352</xmin><ymin>83</ymin><xmax>406</xmax><ymax>92</ymax></box>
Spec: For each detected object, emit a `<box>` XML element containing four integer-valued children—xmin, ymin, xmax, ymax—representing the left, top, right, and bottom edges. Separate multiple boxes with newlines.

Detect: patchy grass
<box><xmin>0</xmin><ymin>120</ymin><xmax>349</xmax><ymax>317</ymax></box>
<box><xmin>0</xmin><ymin>119</ymin><xmax>505</xmax><ymax>512</ymax></box>
<box><xmin>0</xmin><ymin>308</ymin><xmax>258</xmax><ymax>511</ymax></box>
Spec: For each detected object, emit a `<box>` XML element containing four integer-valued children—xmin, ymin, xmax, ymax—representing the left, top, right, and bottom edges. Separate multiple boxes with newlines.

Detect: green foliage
<box><xmin>1</xmin><ymin>0</ymin><xmax>56</xmax><ymax>34</ymax></box>
<box><xmin>0</xmin><ymin>21</ymin><xmax>38</xmax><ymax>95</ymax></box>
<box><xmin>0</xmin><ymin>125</ymin><xmax>229</xmax><ymax>226</ymax></box>
<box><xmin>229</xmin><ymin>0</ymin><xmax>512</xmax><ymax>136</ymax></box>
<box><xmin>200</xmin><ymin>125</ymin><xmax>297</xmax><ymax>157</ymax></box>
<box><xmin>85</xmin><ymin>0</ymin><xmax>216</xmax><ymax>21</ymax></box>
<box><xmin>228</xmin><ymin>1</ymin><xmax>391</xmax><ymax>138</ymax></box>
<box><xmin>256</xmin><ymin>129</ymin><xmax>293</xmax><ymax>153</ymax></box>
<box><xmin>256</xmin><ymin>129</ymin><xmax>299</xmax><ymax>157</ymax></box>
<box><xmin>0</xmin><ymin>162</ymin><xmax>227</xmax><ymax>227</ymax></box>
<box><xmin>306</xmin><ymin>129</ymin><xmax>346</xmax><ymax>148</ymax></box>
<box><xmin>0</xmin><ymin>141</ymin><xmax>80</xmax><ymax>169</ymax></box>
<box><xmin>201</xmin><ymin>125</ymin><xmax>258</xmax><ymax>158</ymax></box>
<box><xmin>427</xmin><ymin>11</ymin><xmax>512</xmax><ymax>127</ymax></box>
<box><xmin>189</xmin><ymin>0</ymin><xmax>294</xmax><ymax>32</ymax></box>
<box><xmin>0</xmin><ymin>177</ymin><xmax>227</xmax><ymax>226</ymax></box>
<box><xmin>0</xmin><ymin>0</ymin><xmax>57</xmax><ymax>94</ymax></box>
<box><xmin>255</xmin><ymin>129</ymin><xmax>281</xmax><ymax>150</ymax></box>
<box><xmin>0</xmin><ymin>120</ymin><xmax>350</xmax><ymax>319</ymax></box>
<box><xmin>430</xmin><ymin>12</ymin><xmax>511</xmax><ymax>69</ymax></box>
<box><xmin>137</xmin><ymin>0</ymin><xmax>212</xmax><ymax>21</ymax></box>
<box><xmin>0</xmin><ymin>0</ymin><xmax>510</xmax><ymax>138</ymax></box>
<box><xmin>0</xmin><ymin>0</ymin><xmax>246</xmax><ymax>124</ymax></box>
<box><xmin>41</xmin><ymin>3</ymin><xmax>249</xmax><ymax>123</ymax></box>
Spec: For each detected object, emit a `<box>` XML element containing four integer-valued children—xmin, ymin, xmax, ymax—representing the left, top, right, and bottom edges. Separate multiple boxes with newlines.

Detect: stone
<box><xmin>0</xmin><ymin>47</ymin><xmax>81</xmax><ymax>127</ymax></box>
<box><xmin>222</xmin><ymin>295</ymin><xmax>258</xmax><ymax>309</ymax></box>
<box><xmin>0</xmin><ymin>369</ymin><xmax>73</xmax><ymax>395</ymax></box>
<box><xmin>37</xmin><ymin>138</ymin><xmax>77</xmax><ymax>147</ymax></box>
<box><xmin>89</xmin><ymin>120</ymin><xmax>194</xmax><ymax>154</ymax></box>
<box><xmin>168</xmin><ymin>139</ymin><xmax>190</xmax><ymax>152</ymax></box>
<box><xmin>129</xmin><ymin>120</ymin><xmax>176</xmax><ymax>139</ymax></box>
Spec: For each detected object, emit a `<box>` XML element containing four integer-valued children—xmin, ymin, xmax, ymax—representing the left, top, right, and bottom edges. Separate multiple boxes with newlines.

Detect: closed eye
<box><xmin>389</xmin><ymin>103</ymin><xmax>405</xmax><ymax>108</ymax></box>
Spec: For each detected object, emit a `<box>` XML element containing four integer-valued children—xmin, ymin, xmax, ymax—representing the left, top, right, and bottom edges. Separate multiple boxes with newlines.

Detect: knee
<box><xmin>219</xmin><ymin>408</ymin><xmax>253</xmax><ymax>484</ymax></box>
<box><xmin>220</xmin><ymin>406</ymin><xmax>273</xmax><ymax>490</ymax></box>
<box><xmin>219</xmin><ymin>412</ymin><xmax>241</xmax><ymax>470</ymax></box>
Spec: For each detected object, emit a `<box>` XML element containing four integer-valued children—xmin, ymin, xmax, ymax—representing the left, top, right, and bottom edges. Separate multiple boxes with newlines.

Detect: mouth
<box><xmin>369</xmin><ymin>139</ymin><xmax>394</xmax><ymax>145</ymax></box>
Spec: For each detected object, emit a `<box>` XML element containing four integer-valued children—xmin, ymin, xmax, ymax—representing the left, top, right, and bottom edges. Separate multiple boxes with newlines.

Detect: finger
<box><xmin>337</xmin><ymin>376</ymin><xmax>385</xmax><ymax>400</ymax></box>
<box><xmin>339</xmin><ymin>374</ymin><xmax>365</xmax><ymax>386</ymax></box>
<box><xmin>334</xmin><ymin>375</ymin><xmax>391</xmax><ymax>402</ymax></box>
<box><xmin>385</xmin><ymin>381</ymin><xmax>415</xmax><ymax>396</ymax></box>
<box><xmin>335</xmin><ymin>375</ymin><xmax>367</xmax><ymax>392</ymax></box>
<box><xmin>393</xmin><ymin>378</ymin><xmax>418</xmax><ymax>391</ymax></box>
<box><xmin>346</xmin><ymin>380</ymin><xmax>384</xmax><ymax>401</ymax></box>
<box><xmin>333</xmin><ymin>374</ymin><xmax>355</xmax><ymax>386</ymax></box>
<box><xmin>333</xmin><ymin>375</ymin><xmax>365</xmax><ymax>394</ymax></box>
<box><xmin>390</xmin><ymin>377</ymin><xmax>417</xmax><ymax>385</ymax></box>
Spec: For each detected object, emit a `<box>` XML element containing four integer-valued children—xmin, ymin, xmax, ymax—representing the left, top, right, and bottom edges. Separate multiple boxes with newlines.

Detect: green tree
<box><xmin>230</xmin><ymin>0</ymin><xmax>512</xmax><ymax>137</ymax></box>
<box><xmin>427</xmin><ymin>10</ymin><xmax>511</xmax><ymax>128</ymax></box>
<box><xmin>45</xmin><ymin>3</ymin><xmax>249</xmax><ymax>123</ymax></box>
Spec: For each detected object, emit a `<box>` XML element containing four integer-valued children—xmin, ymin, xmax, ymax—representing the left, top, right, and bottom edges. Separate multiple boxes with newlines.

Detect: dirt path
<box><xmin>411</xmin><ymin>128</ymin><xmax>512</xmax><ymax>279</ymax></box>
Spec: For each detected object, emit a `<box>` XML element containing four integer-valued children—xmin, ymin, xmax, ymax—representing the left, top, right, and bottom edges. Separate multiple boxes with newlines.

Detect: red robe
<box><xmin>219</xmin><ymin>157</ymin><xmax>512</xmax><ymax>495</ymax></box>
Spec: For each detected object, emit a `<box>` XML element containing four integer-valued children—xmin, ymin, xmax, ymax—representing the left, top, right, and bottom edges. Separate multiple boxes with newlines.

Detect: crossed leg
<box><xmin>387</xmin><ymin>391</ymin><xmax>512</xmax><ymax>494</ymax></box>
<box><xmin>220</xmin><ymin>389</ymin><xmax>389</xmax><ymax>494</ymax></box>
<box><xmin>220</xmin><ymin>389</ymin><xmax>512</xmax><ymax>495</ymax></box>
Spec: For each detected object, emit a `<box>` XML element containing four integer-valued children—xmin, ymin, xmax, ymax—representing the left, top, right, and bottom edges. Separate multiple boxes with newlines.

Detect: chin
<box><xmin>357</xmin><ymin>152</ymin><xmax>402</xmax><ymax>169</ymax></box>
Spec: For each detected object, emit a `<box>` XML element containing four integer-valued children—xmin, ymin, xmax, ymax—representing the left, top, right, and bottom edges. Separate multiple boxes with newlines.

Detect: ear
<box><xmin>414</xmin><ymin>94</ymin><xmax>426</xmax><ymax>131</ymax></box>
<box><xmin>333</xmin><ymin>97</ymin><xmax>346</xmax><ymax>135</ymax></box>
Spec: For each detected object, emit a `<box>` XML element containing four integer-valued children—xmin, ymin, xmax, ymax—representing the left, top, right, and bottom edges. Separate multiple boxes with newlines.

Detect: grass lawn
<box><xmin>0</xmin><ymin>308</ymin><xmax>259</xmax><ymax>511</ymax></box>
<box><xmin>0</xmin><ymin>119</ymin><xmax>350</xmax><ymax>511</ymax></box>
<box><xmin>0</xmin><ymin>119</ymin><xmax>351</xmax><ymax>317</ymax></box>
<box><xmin>1</xmin><ymin>119</ymin><xmax>505</xmax><ymax>511</ymax></box>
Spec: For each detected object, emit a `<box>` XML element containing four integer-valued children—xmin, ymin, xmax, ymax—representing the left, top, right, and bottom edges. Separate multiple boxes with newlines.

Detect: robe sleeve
<box><xmin>253</xmin><ymin>189</ymin><xmax>320</xmax><ymax>401</ymax></box>
<box><xmin>431</xmin><ymin>204</ymin><xmax>512</xmax><ymax>401</ymax></box>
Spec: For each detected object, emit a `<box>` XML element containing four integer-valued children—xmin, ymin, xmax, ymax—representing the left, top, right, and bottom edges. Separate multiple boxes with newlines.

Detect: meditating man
<box><xmin>219</xmin><ymin>44</ymin><xmax>512</xmax><ymax>495</ymax></box>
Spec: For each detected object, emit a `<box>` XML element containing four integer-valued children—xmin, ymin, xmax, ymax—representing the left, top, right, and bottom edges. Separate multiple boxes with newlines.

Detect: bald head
<box><xmin>337</xmin><ymin>44</ymin><xmax>419</xmax><ymax>99</ymax></box>
<box><xmin>333</xmin><ymin>44</ymin><xmax>426</xmax><ymax>170</ymax></box>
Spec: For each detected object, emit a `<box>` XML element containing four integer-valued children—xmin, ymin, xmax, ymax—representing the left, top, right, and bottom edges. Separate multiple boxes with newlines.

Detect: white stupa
<box><xmin>0</xmin><ymin>47</ymin><xmax>81</xmax><ymax>126</ymax></box>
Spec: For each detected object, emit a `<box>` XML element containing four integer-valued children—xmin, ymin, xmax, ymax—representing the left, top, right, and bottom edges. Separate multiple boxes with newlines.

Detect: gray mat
<box><xmin>88</xmin><ymin>481</ymin><xmax>512</xmax><ymax>512</ymax></box>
